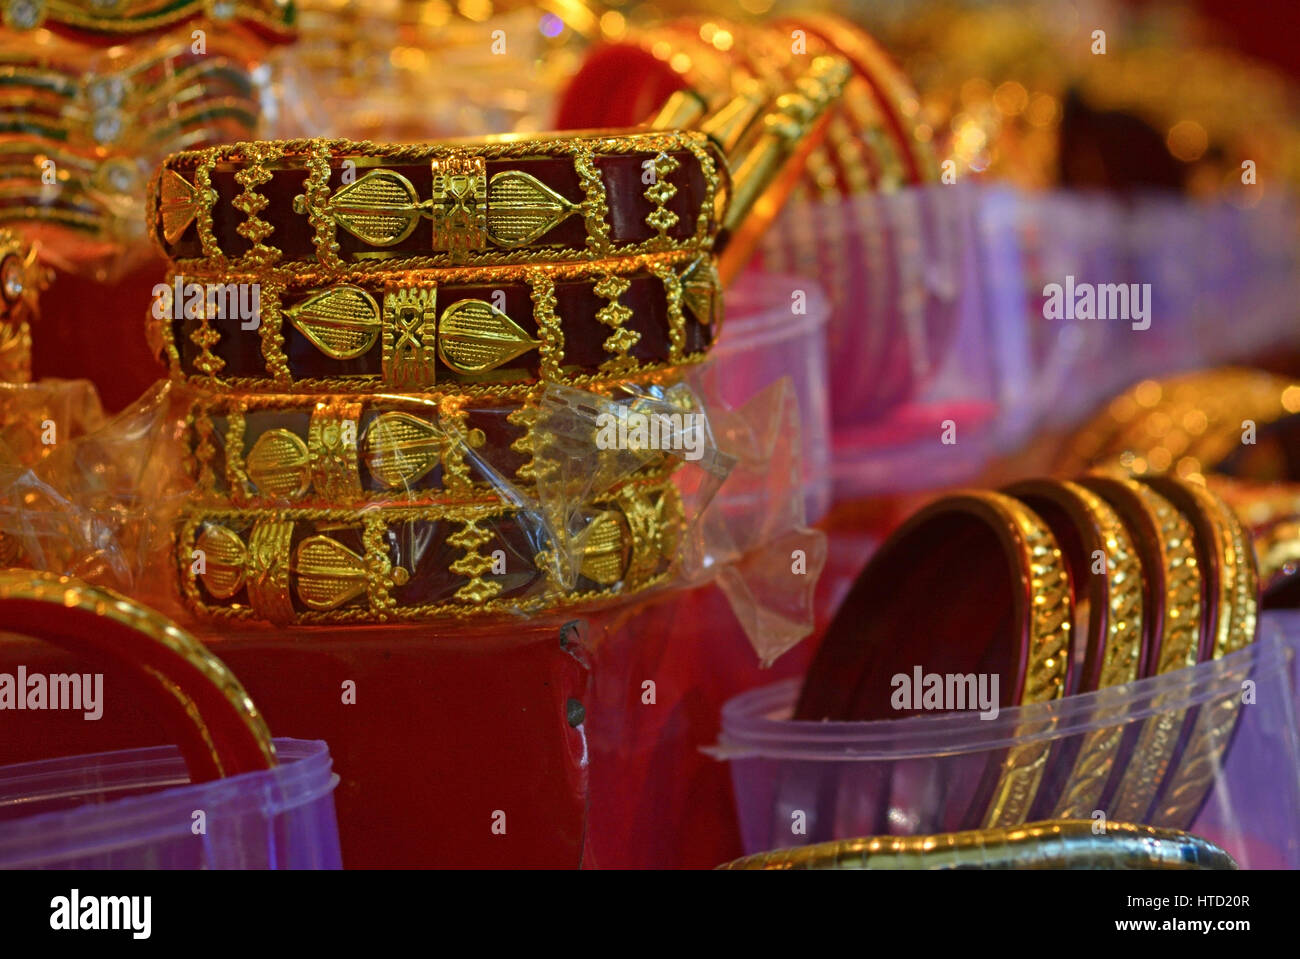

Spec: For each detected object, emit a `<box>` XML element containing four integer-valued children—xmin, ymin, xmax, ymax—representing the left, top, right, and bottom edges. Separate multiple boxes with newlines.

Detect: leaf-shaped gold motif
<box><xmin>437</xmin><ymin>299</ymin><xmax>540</xmax><ymax>373</ymax></box>
<box><xmin>327</xmin><ymin>169</ymin><xmax>425</xmax><ymax>246</ymax></box>
<box><xmin>486</xmin><ymin>170</ymin><xmax>579</xmax><ymax>247</ymax></box>
<box><xmin>294</xmin><ymin>535</ymin><xmax>369</xmax><ymax>610</ymax></box>
<box><xmin>285</xmin><ymin>285</ymin><xmax>381</xmax><ymax>359</ymax></box>
<box><xmin>158</xmin><ymin>168</ymin><xmax>200</xmax><ymax>244</ymax></box>
<box><xmin>246</xmin><ymin>428</ymin><xmax>311</xmax><ymax>499</ymax></box>
<box><xmin>579</xmin><ymin>510</ymin><xmax>630</xmax><ymax>586</ymax></box>
<box><xmin>679</xmin><ymin>256</ymin><xmax>720</xmax><ymax>326</ymax></box>
<box><xmin>196</xmin><ymin>523</ymin><xmax>248</xmax><ymax>599</ymax></box>
<box><xmin>361</xmin><ymin>411</ymin><xmax>447</xmax><ymax>488</ymax></box>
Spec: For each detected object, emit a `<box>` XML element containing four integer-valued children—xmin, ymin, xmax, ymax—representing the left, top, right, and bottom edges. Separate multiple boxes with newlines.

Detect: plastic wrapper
<box><xmin>0</xmin><ymin>23</ymin><xmax>288</xmax><ymax>281</ymax></box>
<box><xmin>712</xmin><ymin>611</ymin><xmax>1300</xmax><ymax>869</ymax></box>
<box><xmin>0</xmin><ymin>363</ymin><xmax>821</xmax><ymax>654</ymax></box>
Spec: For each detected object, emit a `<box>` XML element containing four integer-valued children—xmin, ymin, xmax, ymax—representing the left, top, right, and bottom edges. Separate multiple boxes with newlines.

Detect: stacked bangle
<box><xmin>148</xmin><ymin>131</ymin><xmax>726</xmax><ymax>270</ymax></box>
<box><xmin>178</xmin><ymin>472</ymin><xmax>684</xmax><ymax>625</ymax></box>
<box><xmin>797</xmin><ymin>473</ymin><xmax>1260</xmax><ymax>832</ymax></box>
<box><xmin>152</xmin><ymin>250</ymin><xmax>720</xmax><ymax>393</ymax></box>
<box><xmin>152</xmin><ymin>57</ymin><xmax>851</xmax><ymax>626</ymax></box>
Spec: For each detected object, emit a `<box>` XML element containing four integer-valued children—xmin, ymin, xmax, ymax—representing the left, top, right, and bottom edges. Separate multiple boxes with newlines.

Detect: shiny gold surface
<box><xmin>719</xmin><ymin>820</ymin><xmax>1236</xmax><ymax>870</ymax></box>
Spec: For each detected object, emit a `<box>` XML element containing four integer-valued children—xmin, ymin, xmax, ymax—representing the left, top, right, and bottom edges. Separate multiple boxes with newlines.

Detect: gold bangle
<box><xmin>976</xmin><ymin>489</ymin><xmax>1073</xmax><ymax>829</ymax></box>
<box><xmin>0</xmin><ymin>569</ymin><xmax>276</xmax><ymax>778</ymax></box>
<box><xmin>152</xmin><ymin>250</ymin><xmax>720</xmax><ymax>394</ymax></box>
<box><xmin>1145</xmin><ymin>482</ymin><xmax>1259</xmax><ymax>829</ymax></box>
<box><xmin>1005</xmin><ymin>481</ymin><xmax>1144</xmax><ymax>820</ymax></box>
<box><xmin>149</xmin><ymin>131</ymin><xmax>727</xmax><ymax>274</ymax></box>
<box><xmin>183</xmin><ymin>388</ymin><xmax>687</xmax><ymax>508</ymax></box>
<box><xmin>1103</xmin><ymin>478</ymin><xmax>1204</xmax><ymax>824</ymax></box>
<box><xmin>178</xmin><ymin>472</ymin><xmax>684</xmax><ymax>625</ymax></box>
<box><xmin>718</xmin><ymin>820</ymin><xmax>1236</xmax><ymax>870</ymax></box>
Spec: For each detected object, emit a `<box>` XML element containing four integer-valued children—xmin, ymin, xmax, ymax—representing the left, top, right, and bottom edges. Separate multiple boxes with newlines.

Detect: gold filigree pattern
<box><xmin>178</xmin><ymin>474</ymin><xmax>684</xmax><ymax>624</ymax></box>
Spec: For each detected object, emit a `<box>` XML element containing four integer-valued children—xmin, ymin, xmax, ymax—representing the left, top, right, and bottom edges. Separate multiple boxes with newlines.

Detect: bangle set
<box><xmin>798</xmin><ymin>472</ymin><xmax>1259</xmax><ymax>832</ymax></box>
<box><xmin>0</xmin><ymin>9</ymin><xmax>292</xmax><ymax>273</ymax></box>
<box><xmin>149</xmin><ymin>55</ymin><xmax>851</xmax><ymax>626</ymax></box>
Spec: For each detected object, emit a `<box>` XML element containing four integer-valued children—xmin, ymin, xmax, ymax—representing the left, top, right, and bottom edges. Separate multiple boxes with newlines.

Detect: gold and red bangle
<box><xmin>794</xmin><ymin>492</ymin><xmax>1074</xmax><ymax>784</ymax></box>
<box><xmin>184</xmin><ymin>387</ymin><xmax>684</xmax><ymax>508</ymax></box>
<box><xmin>718</xmin><ymin>820</ymin><xmax>1237</xmax><ymax>871</ymax></box>
<box><xmin>1</xmin><ymin>0</ymin><xmax>297</xmax><ymax>42</ymax></box>
<box><xmin>152</xmin><ymin>250</ymin><xmax>720</xmax><ymax>394</ymax></box>
<box><xmin>178</xmin><ymin>470</ymin><xmax>684</xmax><ymax>625</ymax></box>
<box><xmin>0</xmin><ymin>569</ymin><xmax>276</xmax><ymax>780</ymax></box>
<box><xmin>148</xmin><ymin>130</ymin><xmax>728</xmax><ymax>273</ymax></box>
<box><xmin>1001</xmin><ymin>479</ymin><xmax>1145</xmax><ymax>821</ymax></box>
<box><xmin>0</xmin><ymin>227</ymin><xmax>42</xmax><ymax>383</ymax></box>
<box><xmin>1140</xmin><ymin>478</ymin><xmax>1259</xmax><ymax>829</ymax></box>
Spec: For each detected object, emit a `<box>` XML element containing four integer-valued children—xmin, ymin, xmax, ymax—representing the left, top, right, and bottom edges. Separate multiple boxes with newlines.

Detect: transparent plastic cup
<box><xmin>0</xmin><ymin>738</ymin><xmax>342</xmax><ymax>869</ymax></box>
<box><xmin>712</xmin><ymin>614</ymin><xmax>1300</xmax><ymax>868</ymax></box>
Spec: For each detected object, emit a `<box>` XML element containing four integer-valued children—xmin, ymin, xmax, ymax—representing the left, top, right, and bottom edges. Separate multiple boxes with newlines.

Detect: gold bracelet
<box><xmin>182</xmin><ymin>387</ymin><xmax>688</xmax><ymax>507</ymax></box>
<box><xmin>718</xmin><ymin>820</ymin><xmax>1236</xmax><ymax>870</ymax></box>
<box><xmin>149</xmin><ymin>131</ymin><xmax>727</xmax><ymax>273</ymax></box>
<box><xmin>1144</xmin><ymin>481</ymin><xmax>1258</xmax><ymax>829</ymax></box>
<box><xmin>975</xmin><ymin>490</ymin><xmax>1073</xmax><ymax>830</ymax></box>
<box><xmin>151</xmin><ymin>250</ymin><xmax>719</xmax><ymax>394</ymax></box>
<box><xmin>1001</xmin><ymin>480</ymin><xmax>1144</xmax><ymax>820</ymax></box>
<box><xmin>178</xmin><ymin>472</ymin><xmax>684</xmax><ymax>625</ymax></box>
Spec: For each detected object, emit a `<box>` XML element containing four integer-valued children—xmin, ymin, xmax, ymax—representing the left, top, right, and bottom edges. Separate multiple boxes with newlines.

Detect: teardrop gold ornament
<box><xmin>319</xmin><ymin>169</ymin><xmax>426</xmax><ymax>247</ymax></box>
<box><xmin>679</xmin><ymin>256</ymin><xmax>720</xmax><ymax>326</ymax></box>
<box><xmin>245</xmin><ymin>428</ymin><xmax>312</xmax><ymax>499</ymax></box>
<box><xmin>437</xmin><ymin>299</ymin><xmax>540</xmax><ymax>373</ymax></box>
<box><xmin>158</xmin><ymin>168</ymin><xmax>201</xmax><ymax>244</ymax></box>
<box><xmin>361</xmin><ymin>411</ymin><xmax>447</xmax><ymax>488</ymax></box>
<box><xmin>285</xmin><ymin>285</ymin><xmax>381</xmax><ymax>359</ymax></box>
<box><xmin>486</xmin><ymin>170</ymin><xmax>579</xmax><ymax>246</ymax></box>
<box><xmin>196</xmin><ymin>523</ymin><xmax>248</xmax><ymax>599</ymax></box>
<box><xmin>294</xmin><ymin>535</ymin><xmax>370</xmax><ymax>610</ymax></box>
<box><xmin>579</xmin><ymin>509</ymin><xmax>630</xmax><ymax>586</ymax></box>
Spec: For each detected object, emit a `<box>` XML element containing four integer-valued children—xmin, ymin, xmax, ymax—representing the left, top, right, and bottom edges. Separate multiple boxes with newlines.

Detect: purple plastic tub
<box><xmin>712</xmin><ymin>614</ymin><xmax>1300</xmax><ymax>869</ymax></box>
<box><xmin>0</xmin><ymin>738</ymin><xmax>341</xmax><ymax>869</ymax></box>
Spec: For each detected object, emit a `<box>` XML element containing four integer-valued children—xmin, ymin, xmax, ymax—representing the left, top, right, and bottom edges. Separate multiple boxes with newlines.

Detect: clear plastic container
<box><xmin>701</xmin><ymin>270</ymin><xmax>833</xmax><ymax>522</ymax></box>
<box><xmin>0</xmin><ymin>738</ymin><xmax>341</xmax><ymax>869</ymax></box>
<box><xmin>712</xmin><ymin>614</ymin><xmax>1300</xmax><ymax>869</ymax></box>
